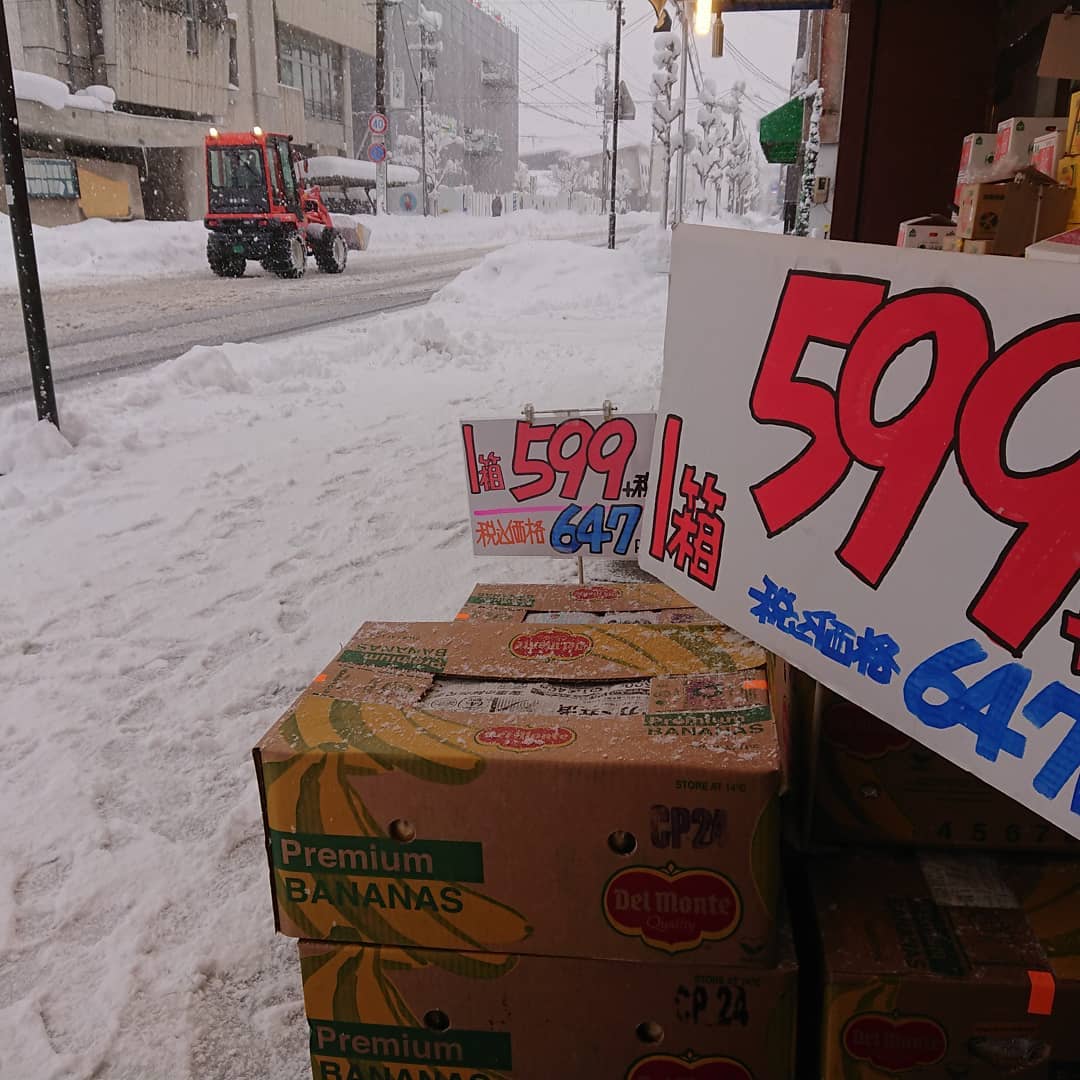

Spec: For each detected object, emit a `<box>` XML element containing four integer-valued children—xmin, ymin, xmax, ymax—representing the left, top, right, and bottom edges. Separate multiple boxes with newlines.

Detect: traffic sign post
<box><xmin>369</xmin><ymin>112</ymin><xmax>389</xmax><ymax>136</ymax></box>
<box><xmin>368</xmin><ymin>142</ymin><xmax>387</xmax><ymax>164</ymax></box>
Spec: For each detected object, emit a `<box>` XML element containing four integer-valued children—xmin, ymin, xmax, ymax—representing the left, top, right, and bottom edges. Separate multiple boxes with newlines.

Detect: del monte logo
<box><xmin>509</xmin><ymin>628</ymin><xmax>593</xmax><ymax>661</ymax></box>
<box><xmin>842</xmin><ymin>1013</ymin><xmax>947</xmax><ymax>1072</ymax></box>
<box><xmin>571</xmin><ymin>585</ymin><xmax>621</xmax><ymax>602</ymax></box>
<box><xmin>603</xmin><ymin>864</ymin><xmax>741</xmax><ymax>954</ymax></box>
<box><xmin>627</xmin><ymin>1053</ymin><xmax>752</xmax><ymax>1079</ymax></box>
<box><xmin>475</xmin><ymin>725</ymin><xmax>577</xmax><ymax>753</ymax></box>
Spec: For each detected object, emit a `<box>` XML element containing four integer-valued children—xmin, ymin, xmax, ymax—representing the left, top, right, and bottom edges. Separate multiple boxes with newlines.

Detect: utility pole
<box><xmin>674</xmin><ymin>0</ymin><xmax>689</xmax><ymax>225</ymax></box>
<box><xmin>597</xmin><ymin>44</ymin><xmax>612</xmax><ymax>214</ymax></box>
<box><xmin>375</xmin><ymin>0</ymin><xmax>387</xmax><ymax>213</ymax></box>
<box><xmin>419</xmin><ymin>69</ymin><xmax>429</xmax><ymax>216</ymax></box>
<box><xmin>607</xmin><ymin>0</ymin><xmax>623</xmax><ymax>250</ymax></box>
<box><xmin>0</xmin><ymin>0</ymin><xmax>58</xmax><ymax>428</ymax></box>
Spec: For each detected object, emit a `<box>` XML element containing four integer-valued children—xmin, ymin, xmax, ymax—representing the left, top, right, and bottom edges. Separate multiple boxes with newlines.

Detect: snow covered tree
<box><xmin>652</xmin><ymin>30</ymin><xmax>682</xmax><ymax>225</ymax></box>
<box><xmin>795</xmin><ymin>83</ymin><xmax>823</xmax><ymax>237</ymax></box>
<box><xmin>688</xmin><ymin>79</ymin><xmax>728</xmax><ymax>222</ymax></box>
<box><xmin>551</xmin><ymin>155</ymin><xmax>598</xmax><ymax>199</ymax></box>
<box><xmin>395</xmin><ymin>112</ymin><xmax>464</xmax><ymax>195</ymax></box>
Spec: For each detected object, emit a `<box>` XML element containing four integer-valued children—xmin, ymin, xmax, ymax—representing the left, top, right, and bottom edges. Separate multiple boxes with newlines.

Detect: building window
<box><xmin>227</xmin><ymin>17</ymin><xmax>239</xmax><ymax>86</ymax></box>
<box><xmin>25</xmin><ymin>158</ymin><xmax>80</xmax><ymax>199</ymax></box>
<box><xmin>276</xmin><ymin>24</ymin><xmax>342</xmax><ymax>123</ymax></box>
<box><xmin>185</xmin><ymin>0</ymin><xmax>199</xmax><ymax>55</ymax></box>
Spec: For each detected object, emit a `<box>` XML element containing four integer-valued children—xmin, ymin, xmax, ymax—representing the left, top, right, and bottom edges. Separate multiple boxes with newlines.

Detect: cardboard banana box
<box><xmin>455</xmin><ymin>582</ymin><xmax>718</xmax><ymax>626</ymax></box>
<box><xmin>810</xmin><ymin>695</ymin><xmax>1077</xmax><ymax>853</ymax></box>
<box><xmin>254</xmin><ymin>622</ymin><xmax>785</xmax><ymax>965</ymax></box>
<box><xmin>298</xmin><ymin>927</ymin><xmax>797</xmax><ymax>1080</ymax></box>
<box><xmin>811</xmin><ymin>851</ymin><xmax>1080</xmax><ymax>1079</ymax></box>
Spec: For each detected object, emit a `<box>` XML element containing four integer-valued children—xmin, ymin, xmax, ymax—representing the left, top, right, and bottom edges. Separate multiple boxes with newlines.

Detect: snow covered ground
<box><xmin>0</xmin><ymin>228</ymin><xmax>672</xmax><ymax>1079</ymax></box>
<box><xmin>0</xmin><ymin>210</ymin><xmax>656</xmax><ymax>289</ymax></box>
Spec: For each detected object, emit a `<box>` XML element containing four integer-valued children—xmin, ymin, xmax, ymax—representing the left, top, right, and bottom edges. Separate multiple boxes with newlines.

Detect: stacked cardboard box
<box><xmin>1055</xmin><ymin>91</ymin><xmax>1080</xmax><ymax>231</ymax></box>
<box><xmin>455</xmin><ymin>580</ymin><xmax>718</xmax><ymax>625</ymax></box>
<box><xmin>810</xmin><ymin>851</ymin><xmax>1080</xmax><ymax>1079</ymax></box>
<box><xmin>254</xmin><ymin>615</ymin><xmax>798</xmax><ymax>1079</ymax></box>
<box><xmin>797</xmin><ymin>683</ymin><xmax>1080</xmax><ymax>1077</ymax></box>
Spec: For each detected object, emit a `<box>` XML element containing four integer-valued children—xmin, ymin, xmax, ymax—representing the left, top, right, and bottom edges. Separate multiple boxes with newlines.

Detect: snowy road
<box><xmin>0</xmin><ymin>216</ymin><xmax>649</xmax><ymax>395</ymax></box>
<box><xmin>0</xmin><ymin>246</ymin><xmax>515</xmax><ymax>394</ymax></box>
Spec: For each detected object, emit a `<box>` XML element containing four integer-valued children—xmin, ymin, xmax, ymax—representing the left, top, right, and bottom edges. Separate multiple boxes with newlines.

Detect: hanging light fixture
<box><xmin>694</xmin><ymin>0</ymin><xmax>713</xmax><ymax>35</ymax></box>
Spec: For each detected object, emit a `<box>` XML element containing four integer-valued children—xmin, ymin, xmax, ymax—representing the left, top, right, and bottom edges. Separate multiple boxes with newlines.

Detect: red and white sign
<box><xmin>461</xmin><ymin>413</ymin><xmax>656</xmax><ymax>558</ymax></box>
<box><xmin>369</xmin><ymin>112</ymin><xmax>389</xmax><ymax>136</ymax></box>
<box><xmin>640</xmin><ymin>226</ymin><xmax>1080</xmax><ymax>839</ymax></box>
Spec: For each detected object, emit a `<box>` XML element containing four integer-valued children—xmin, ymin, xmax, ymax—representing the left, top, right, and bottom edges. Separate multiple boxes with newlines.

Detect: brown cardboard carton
<box><xmin>813</xmin><ymin>851</ymin><xmax>1080</xmax><ymax>1080</ymax></box>
<box><xmin>958</xmin><ymin>182</ymin><xmax>1008</xmax><ymax>239</ymax></box>
<box><xmin>1058</xmin><ymin>154</ymin><xmax>1080</xmax><ymax>224</ymax></box>
<box><xmin>809</xmin><ymin>696</ymin><xmax>1078</xmax><ymax>853</ymax></box>
<box><xmin>1068</xmin><ymin>89</ymin><xmax>1080</xmax><ymax>157</ymax></box>
<box><xmin>298</xmin><ymin>930</ymin><xmax>798</xmax><ymax>1080</ymax></box>
<box><xmin>254</xmin><ymin>622</ymin><xmax>785</xmax><ymax>965</ymax></box>
<box><xmin>958</xmin><ymin>170</ymin><xmax>1074</xmax><ymax>255</ymax></box>
<box><xmin>455</xmin><ymin>581</ymin><xmax>718</xmax><ymax>625</ymax></box>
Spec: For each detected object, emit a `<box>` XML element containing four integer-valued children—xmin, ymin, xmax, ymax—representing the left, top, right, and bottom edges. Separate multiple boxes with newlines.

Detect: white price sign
<box><xmin>461</xmin><ymin>413</ymin><xmax>656</xmax><ymax>558</ymax></box>
<box><xmin>639</xmin><ymin>226</ymin><xmax>1080</xmax><ymax>839</ymax></box>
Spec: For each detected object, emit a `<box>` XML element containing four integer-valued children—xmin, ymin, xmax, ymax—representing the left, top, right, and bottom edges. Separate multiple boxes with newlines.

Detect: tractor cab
<box><xmin>203</xmin><ymin>127</ymin><xmax>347</xmax><ymax>280</ymax></box>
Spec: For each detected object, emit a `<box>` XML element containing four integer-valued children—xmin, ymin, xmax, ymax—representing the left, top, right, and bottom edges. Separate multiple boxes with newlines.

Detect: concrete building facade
<box><xmin>5</xmin><ymin>0</ymin><xmax>374</xmax><ymax>222</ymax></box>
<box><xmin>365</xmin><ymin>0</ymin><xmax>519</xmax><ymax>196</ymax></box>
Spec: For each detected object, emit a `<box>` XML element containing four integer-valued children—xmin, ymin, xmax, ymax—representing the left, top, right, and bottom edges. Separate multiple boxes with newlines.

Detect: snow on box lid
<box><xmin>457</xmin><ymin>581</ymin><xmax>720</xmax><ymax>624</ymax></box>
<box><xmin>253</xmin><ymin>622</ymin><xmax>785</xmax><ymax>963</ymax></box>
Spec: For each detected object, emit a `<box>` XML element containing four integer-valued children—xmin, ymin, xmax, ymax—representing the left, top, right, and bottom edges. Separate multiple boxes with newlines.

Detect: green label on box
<box><xmin>338</xmin><ymin>645</ymin><xmax>448</xmax><ymax>673</ymax></box>
<box><xmin>310</xmin><ymin>1020</ymin><xmax>513</xmax><ymax>1069</ymax></box>
<box><xmin>467</xmin><ymin>592</ymin><xmax>536</xmax><ymax>608</ymax></box>
<box><xmin>271</xmin><ymin>831</ymin><xmax>484</xmax><ymax>882</ymax></box>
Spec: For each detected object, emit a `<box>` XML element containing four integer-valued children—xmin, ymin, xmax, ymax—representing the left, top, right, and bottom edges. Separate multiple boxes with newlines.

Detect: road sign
<box><xmin>639</xmin><ymin>225</ymin><xmax>1080</xmax><ymax>840</ymax></box>
<box><xmin>368</xmin><ymin>142</ymin><xmax>387</xmax><ymax>164</ymax></box>
<box><xmin>369</xmin><ymin>112</ymin><xmax>389</xmax><ymax>136</ymax></box>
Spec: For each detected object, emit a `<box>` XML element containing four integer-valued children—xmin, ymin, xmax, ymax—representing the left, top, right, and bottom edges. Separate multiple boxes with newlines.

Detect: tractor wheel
<box><xmin>315</xmin><ymin>228</ymin><xmax>348</xmax><ymax>274</ymax></box>
<box><xmin>271</xmin><ymin>232</ymin><xmax>307</xmax><ymax>279</ymax></box>
<box><xmin>207</xmin><ymin>238</ymin><xmax>245</xmax><ymax>278</ymax></box>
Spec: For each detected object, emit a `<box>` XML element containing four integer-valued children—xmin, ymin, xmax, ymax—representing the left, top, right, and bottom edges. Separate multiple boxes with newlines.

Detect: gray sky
<box><xmin>491</xmin><ymin>1</ymin><xmax>800</xmax><ymax>157</ymax></box>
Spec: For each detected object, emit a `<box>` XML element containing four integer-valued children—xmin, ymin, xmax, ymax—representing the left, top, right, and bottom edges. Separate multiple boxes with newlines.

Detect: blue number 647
<box><xmin>550</xmin><ymin>503</ymin><xmax>642</xmax><ymax>556</ymax></box>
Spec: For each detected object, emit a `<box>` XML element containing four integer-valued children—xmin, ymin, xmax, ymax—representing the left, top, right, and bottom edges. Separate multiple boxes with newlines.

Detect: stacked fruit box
<box><xmin>798</xmin><ymin>686</ymin><xmax>1080</xmax><ymax>1079</ymax></box>
<box><xmin>252</xmin><ymin>593</ymin><xmax>798</xmax><ymax>1080</ymax></box>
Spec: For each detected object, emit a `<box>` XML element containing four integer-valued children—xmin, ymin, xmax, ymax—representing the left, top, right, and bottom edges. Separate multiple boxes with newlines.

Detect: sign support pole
<box><xmin>608</xmin><ymin>0</ymin><xmax>624</xmax><ymax>250</ymax></box>
<box><xmin>674</xmin><ymin>0</ymin><xmax>689</xmax><ymax>225</ymax></box>
<box><xmin>0</xmin><ymin>1</ymin><xmax>58</xmax><ymax>428</ymax></box>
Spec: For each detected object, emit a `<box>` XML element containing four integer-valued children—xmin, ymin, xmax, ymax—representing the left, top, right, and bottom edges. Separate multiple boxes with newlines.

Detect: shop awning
<box><xmin>758</xmin><ymin>97</ymin><xmax>804</xmax><ymax>165</ymax></box>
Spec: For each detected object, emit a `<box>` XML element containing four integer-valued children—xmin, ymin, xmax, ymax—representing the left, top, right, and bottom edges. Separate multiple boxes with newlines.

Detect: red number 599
<box><xmin>750</xmin><ymin>270</ymin><xmax>1080</xmax><ymax>658</ymax></box>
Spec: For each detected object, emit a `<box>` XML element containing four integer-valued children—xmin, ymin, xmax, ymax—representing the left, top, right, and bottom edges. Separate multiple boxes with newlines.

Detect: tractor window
<box><xmin>276</xmin><ymin>142</ymin><xmax>297</xmax><ymax>202</ymax></box>
<box><xmin>207</xmin><ymin>146</ymin><xmax>270</xmax><ymax>213</ymax></box>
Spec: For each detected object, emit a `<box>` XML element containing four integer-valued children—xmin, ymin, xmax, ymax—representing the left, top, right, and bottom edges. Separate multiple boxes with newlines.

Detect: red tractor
<box><xmin>203</xmin><ymin>127</ymin><xmax>348</xmax><ymax>279</ymax></box>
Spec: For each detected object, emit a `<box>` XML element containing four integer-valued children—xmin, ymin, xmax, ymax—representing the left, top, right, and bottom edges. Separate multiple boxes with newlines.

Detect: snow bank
<box><xmin>0</xmin><ymin>234</ymin><xmax>667</xmax><ymax>1078</ymax></box>
<box><xmin>438</xmin><ymin>237</ymin><xmax>659</xmax><ymax>319</ymax></box>
<box><xmin>0</xmin><ymin>210</ymin><xmax>657</xmax><ymax>287</ymax></box>
<box><xmin>0</xmin><ymin>218</ymin><xmax>210</xmax><ymax>288</ymax></box>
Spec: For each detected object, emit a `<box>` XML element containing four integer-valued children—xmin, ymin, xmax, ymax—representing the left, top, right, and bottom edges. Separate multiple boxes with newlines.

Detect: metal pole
<box><xmin>599</xmin><ymin>45</ymin><xmax>610</xmax><ymax>215</ymax></box>
<box><xmin>0</xmin><ymin>1</ymin><xmax>58</xmax><ymax>427</ymax></box>
<box><xmin>375</xmin><ymin>0</ymin><xmax>387</xmax><ymax>214</ymax></box>
<box><xmin>674</xmin><ymin>0</ymin><xmax>689</xmax><ymax>225</ymax></box>
<box><xmin>608</xmin><ymin>0</ymin><xmax>623</xmax><ymax>249</ymax></box>
<box><xmin>375</xmin><ymin>0</ymin><xmax>386</xmax><ymax>114</ymax></box>
<box><xmin>420</xmin><ymin>72</ymin><xmax>429</xmax><ymax>216</ymax></box>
